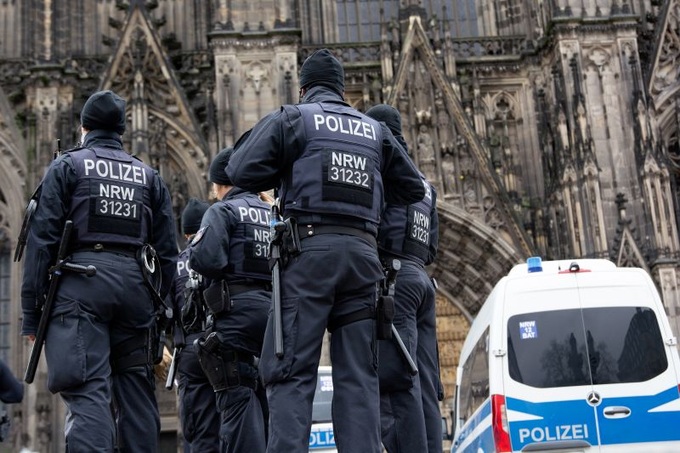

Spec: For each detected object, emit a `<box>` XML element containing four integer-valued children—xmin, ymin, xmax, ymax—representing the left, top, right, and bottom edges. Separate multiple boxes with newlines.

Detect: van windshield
<box><xmin>312</xmin><ymin>371</ymin><xmax>333</xmax><ymax>423</ymax></box>
<box><xmin>508</xmin><ymin>307</ymin><xmax>668</xmax><ymax>388</ymax></box>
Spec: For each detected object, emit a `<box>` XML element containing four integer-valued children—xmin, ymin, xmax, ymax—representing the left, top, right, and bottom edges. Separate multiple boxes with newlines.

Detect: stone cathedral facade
<box><xmin>0</xmin><ymin>0</ymin><xmax>679</xmax><ymax>451</ymax></box>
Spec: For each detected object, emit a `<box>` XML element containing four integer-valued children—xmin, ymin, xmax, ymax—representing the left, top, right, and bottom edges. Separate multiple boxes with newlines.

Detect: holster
<box><xmin>149</xmin><ymin>323</ymin><xmax>165</xmax><ymax>365</ymax></box>
<box><xmin>376</xmin><ymin>295</ymin><xmax>395</xmax><ymax>340</ymax></box>
<box><xmin>195</xmin><ymin>332</ymin><xmax>240</xmax><ymax>392</ymax></box>
<box><xmin>203</xmin><ymin>281</ymin><xmax>231</xmax><ymax>315</ymax></box>
<box><xmin>282</xmin><ymin>218</ymin><xmax>301</xmax><ymax>257</ymax></box>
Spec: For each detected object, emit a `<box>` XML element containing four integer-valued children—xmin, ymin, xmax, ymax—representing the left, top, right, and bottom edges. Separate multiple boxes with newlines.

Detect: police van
<box><xmin>451</xmin><ymin>257</ymin><xmax>680</xmax><ymax>452</ymax></box>
<box><xmin>310</xmin><ymin>366</ymin><xmax>337</xmax><ymax>452</ymax></box>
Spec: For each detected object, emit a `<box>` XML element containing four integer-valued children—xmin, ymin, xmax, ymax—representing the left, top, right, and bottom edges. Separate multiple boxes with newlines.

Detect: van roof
<box><xmin>508</xmin><ymin>258</ymin><xmax>616</xmax><ymax>277</ymax></box>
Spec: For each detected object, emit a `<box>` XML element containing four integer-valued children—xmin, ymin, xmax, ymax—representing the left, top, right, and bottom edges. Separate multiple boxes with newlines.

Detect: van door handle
<box><xmin>603</xmin><ymin>406</ymin><xmax>631</xmax><ymax>418</ymax></box>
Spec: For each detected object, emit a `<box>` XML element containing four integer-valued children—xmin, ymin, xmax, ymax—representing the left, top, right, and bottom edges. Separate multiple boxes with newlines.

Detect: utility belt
<box><xmin>296</xmin><ymin>223</ymin><xmax>377</xmax><ymax>249</ymax></box>
<box><xmin>379</xmin><ymin>252</ymin><xmax>423</xmax><ymax>269</ymax></box>
<box><xmin>203</xmin><ymin>280</ymin><xmax>272</xmax><ymax>315</ymax></box>
<box><xmin>71</xmin><ymin>243</ymin><xmax>139</xmax><ymax>258</ymax></box>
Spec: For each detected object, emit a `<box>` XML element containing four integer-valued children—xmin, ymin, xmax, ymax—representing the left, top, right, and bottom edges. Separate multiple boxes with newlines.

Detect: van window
<box><xmin>508</xmin><ymin>307</ymin><xmax>668</xmax><ymax>388</ymax></box>
<box><xmin>458</xmin><ymin>328</ymin><xmax>489</xmax><ymax>423</ymax></box>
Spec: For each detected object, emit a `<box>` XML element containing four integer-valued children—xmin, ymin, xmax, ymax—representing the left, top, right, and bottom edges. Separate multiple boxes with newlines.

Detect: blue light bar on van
<box><xmin>527</xmin><ymin>256</ymin><xmax>543</xmax><ymax>273</ymax></box>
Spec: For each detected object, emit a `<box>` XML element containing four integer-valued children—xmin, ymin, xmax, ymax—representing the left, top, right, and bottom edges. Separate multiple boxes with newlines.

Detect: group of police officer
<box><xmin>19</xmin><ymin>48</ymin><xmax>443</xmax><ymax>453</ymax></box>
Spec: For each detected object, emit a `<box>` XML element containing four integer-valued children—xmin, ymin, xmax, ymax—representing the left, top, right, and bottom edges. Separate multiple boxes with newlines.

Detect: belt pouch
<box><xmin>203</xmin><ymin>281</ymin><xmax>230</xmax><ymax>315</ymax></box>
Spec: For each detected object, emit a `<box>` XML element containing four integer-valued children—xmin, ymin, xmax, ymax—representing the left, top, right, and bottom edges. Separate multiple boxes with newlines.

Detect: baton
<box><xmin>25</xmin><ymin>220</ymin><xmax>97</xmax><ymax>383</ymax></box>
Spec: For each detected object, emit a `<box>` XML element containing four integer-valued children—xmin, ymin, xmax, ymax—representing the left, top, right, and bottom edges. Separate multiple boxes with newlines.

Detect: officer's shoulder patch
<box><xmin>190</xmin><ymin>226</ymin><xmax>207</xmax><ymax>245</ymax></box>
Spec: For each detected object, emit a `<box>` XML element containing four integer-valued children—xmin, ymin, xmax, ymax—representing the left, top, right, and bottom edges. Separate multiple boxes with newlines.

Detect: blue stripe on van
<box><xmin>507</xmin><ymin>396</ymin><xmax>597</xmax><ymax>448</ymax></box>
<box><xmin>452</xmin><ymin>399</ymin><xmax>495</xmax><ymax>453</ymax></box>
<box><xmin>597</xmin><ymin>385</ymin><xmax>680</xmax><ymax>445</ymax></box>
<box><xmin>507</xmin><ymin>386</ymin><xmax>680</xmax><ymax>449</ymax></box>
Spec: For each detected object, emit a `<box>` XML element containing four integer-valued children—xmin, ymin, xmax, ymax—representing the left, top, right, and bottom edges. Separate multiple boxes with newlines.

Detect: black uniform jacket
<box><xmin>20</xmin><ymin>130</ymin><xmax>178</xmax><ymax>335</ymax></box>
<box><xmin>226</xmin><ymin>86</ymin><xmax>425</xmax><ymax>208</ymax></box>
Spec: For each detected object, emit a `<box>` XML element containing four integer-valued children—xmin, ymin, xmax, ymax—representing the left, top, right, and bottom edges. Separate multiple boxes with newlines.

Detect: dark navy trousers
<box><xmin>379</xmin><ymin>259</ymin><xmax>442</xmax><ymax>453</ymax></box>
<box><xmin>44</xmin><ymin>251</ymin><xmax>159</xmax><ymax>453</ymax></box>
<box><xmin>259</xmin><ymin>234</ymin><xmax>385</xmax><ymax>453</ymax></box>
<box><xmin>178</xmin><ymin>335</ymin><xmax>220</xmax><ymax>452</ymax></box>
<box><xmin>211</xmin><ymin>290</ymin><xmax>270</xmax><ymax>453</ymax></box>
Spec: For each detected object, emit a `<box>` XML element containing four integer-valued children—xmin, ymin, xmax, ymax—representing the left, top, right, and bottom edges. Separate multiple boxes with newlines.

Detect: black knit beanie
<box><xmin>181</xmin><ymin>198</ymin><xmax>210</xmax><ymax>235</ymax></box>
<box><xmin>81</xmin><ymin>90</ymin><xmax>127</xmax><ymax>135</ymax></box>
<box><xmin>209</xmin><ymin>147</ymin><xmax>234</xmax><ymax>185</ymax></box>
<box><xmin>365</xmin><ymin>104</ymin><xmax>402</xmax><ymax>137</ymax></box>
<box><xmin>299</xmin><ymin>49</ymin><xmax>345</xmax><ymax>95</ymax></box>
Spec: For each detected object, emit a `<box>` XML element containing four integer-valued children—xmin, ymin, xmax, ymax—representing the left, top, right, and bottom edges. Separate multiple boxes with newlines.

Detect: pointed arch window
<box><xmin>336</xmin><ymin>0</ymin><xmax>395</xmax><ymax>42</ymax></box>
<box><xmin>334</xmin><ymin>0</ymin><xmax>479</xmax><ymax>43</ymax></box>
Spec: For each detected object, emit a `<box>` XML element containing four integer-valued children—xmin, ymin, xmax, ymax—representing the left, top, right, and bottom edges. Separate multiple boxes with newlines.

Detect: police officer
<box><xmin>172</xmin><ymin>198</ymin><xmax>220</xmax><ymax>452</ymax></box>
<box><xmin>20</xmin><ymin>90</ymin><xmax>178</xmax><ymax>452</ymax></box>
<box><xmin>366</xmin><ymin>104</ymin><xmax>443</xmax><ymax>452</ymax></box>
<box><xmin>189</xmin><ymin>148</ymin><xmax>271</xmax><ymax>453</ymax></box>
<box><xmin>226</xmin><ymin>49</ymin><xmax>426</xmax><ymax>453</ymax></box>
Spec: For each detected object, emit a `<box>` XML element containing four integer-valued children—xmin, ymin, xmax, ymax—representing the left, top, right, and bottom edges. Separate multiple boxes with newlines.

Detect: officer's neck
<box><xmin>216</xmin><ymin>185</ymin><xmax>233</xmax><ymax>200</ymax></box>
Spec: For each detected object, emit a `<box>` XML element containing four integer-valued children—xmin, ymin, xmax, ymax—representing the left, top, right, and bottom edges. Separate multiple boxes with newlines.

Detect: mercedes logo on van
<box><xmin>586</xmin><ymin>391</ymin><xmax>601</xmax><ymax>406</ymax></box>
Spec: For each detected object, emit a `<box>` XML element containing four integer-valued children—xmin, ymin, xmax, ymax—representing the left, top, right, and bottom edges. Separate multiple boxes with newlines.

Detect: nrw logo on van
<box><xmin>519</xmin><ymin>320</ymin><xmax>538</xmax><ymax>339</ymax></box>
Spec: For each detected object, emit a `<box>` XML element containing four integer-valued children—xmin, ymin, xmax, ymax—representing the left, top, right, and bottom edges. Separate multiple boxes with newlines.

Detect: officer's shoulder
<box><xmin>128</xmin><ymin>153</ymin><xmax>160</xmax><ymax>175</ymax></box>
<box><xmin>58</xmin><ymin>145</ymin><xmax>88</xmax><ymax>161</ymax></box>
<box><xmin>63</xmin><ymin>144</ymin><xmax>87</xmax><ymax>154</ymax></box>
<box><xmin>130</xmin><ymin>154</ymin><xmax>153</xmax><ymax>169</ymax></box>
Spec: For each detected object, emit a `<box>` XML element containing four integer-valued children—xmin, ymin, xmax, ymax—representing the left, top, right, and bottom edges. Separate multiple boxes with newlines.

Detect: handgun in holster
<box><xmin>376</xmin><ymin>292</ymin><xmax>395</xmax><ymax>340</ymax></box>
<box><xmin>377</xmin><ymin>260</ymin><xmax>400</xmax><ymax>340</ymax></box>
<box><xmin>282</xmin><ymin>218</ymin><xmax>301</xmax><ymax>257</ymax></box>
<box><xmin>195</xmin><ymin>332</ymin><xmax>240</xmax><ymax>391</ymax></box>
<box><xmin>149</xmin><ymin>317</ymin><xmax>169</xmax><ymax>366</ymax></box>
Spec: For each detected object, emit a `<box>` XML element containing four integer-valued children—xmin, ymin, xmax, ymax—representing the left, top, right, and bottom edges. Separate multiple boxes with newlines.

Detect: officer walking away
<box><xmin>189</xmin><ymin>148</ymin><xmax>271</xmax><ymax>453</ymax></box>
<box><xmin>172</xmin><ymin>198</ymin><xmax>220</xmax><ymax>452</ymax></box>
<box><xmin>226</xmin><ymin>49</ymin><xmax>426</xmax><ymax>453</ymax></box>
<box><xmin>20</xmin><ymin>90</ymin><xmax>178</xmax><ymax>452</ymax></box>
<box><xmin>366</xmin><ymin>104</ymin><xmax>443</xmax><ymax>453</ymax></box>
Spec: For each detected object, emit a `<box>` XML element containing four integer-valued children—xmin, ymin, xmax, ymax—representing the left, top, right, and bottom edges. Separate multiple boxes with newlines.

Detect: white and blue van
<box><xmin>451</xmin><ymin>258</ymin><xmax>680</xmax><ymax>452</ymax></box>
<box><xmin>310</xmin><ymin>366</ymin><xmax>337</xmax><ymax>452</ymax></box>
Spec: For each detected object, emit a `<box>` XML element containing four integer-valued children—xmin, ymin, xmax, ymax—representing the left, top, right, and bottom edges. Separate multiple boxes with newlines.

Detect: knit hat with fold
<box><xmin>209</xmin><ymin>147</ymin><xmax>234</xmax><ymax>185</ymax></box>
<box><xmin>299</xmin><ymin>49</ymin><xmax>345</xmax><ymax>95</ymax></box>
<box><xmin>81</xmin><ymin>90</ymin><xmax>126</xmax><ymax>135</ymax></box>
<box><xmin>365</xmin><ymin>104</ymin><xmax>402</xmax><ymax>137</ymax></box>
<box><xmin>181</xmin><ymin>198</ymin><xmax>210</xmax><ymax>235</ymax></box>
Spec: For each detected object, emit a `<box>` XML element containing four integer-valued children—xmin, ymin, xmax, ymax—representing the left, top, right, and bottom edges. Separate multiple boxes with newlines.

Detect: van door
<box><xmin>578</xmin><ymin>273</ymin><xmax>680</xmax><ymax>452</ymax></box>
<box><xmin>502</xmin><ymin>276</ymin><xmax>600</xmax><ymax>453</ymax></box>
